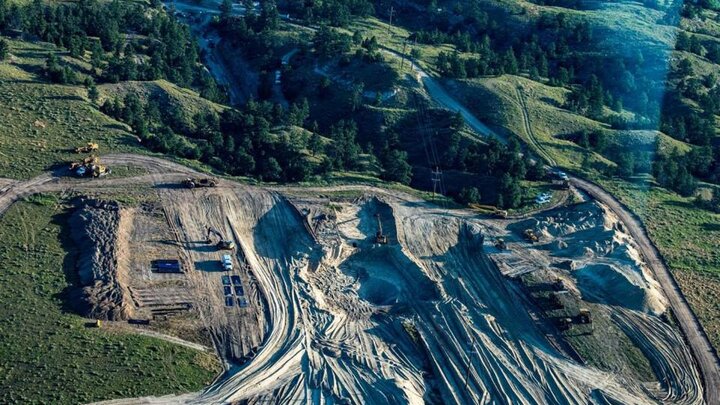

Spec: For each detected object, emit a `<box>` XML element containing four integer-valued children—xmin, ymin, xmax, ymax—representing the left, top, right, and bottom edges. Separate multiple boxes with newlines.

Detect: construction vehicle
<box><xmin>75</xmin><ymin>142</ymin><xmax>99</xmax><ymax>154</ymax></box>
<box><xmin>552</xmin><ymin>179</ymin><xmax>571</xmax><ymax>190</ymax></box>
<box><xmin>494</xmin><ymin>210</ymin><xmax>508</xmax><ymax>219</ymax></box>
<box><xmin>182</xmin><ymin>177</ymin><xmax>217</xmax><ymax>188</ymax></box>
<box><xmin>549</xmin><ymin>292</ymin><xmax>564</xmax><ymax>309</ymax></box>
<box><xmin>69</xmin><ymin>155</ymin><xmax>111</xmax><ymax>178</ymax></box>
<box><xmin>578</xmin><ymin>308</ymin><xmax>592</xmax><ymax>324</ymax></box>
<box><xmin>494</xmin><ymin>238</ymin><xmax>507</xmax><ymax>250</ymax></box>
<box><xmin>469</xmin><ymin>204</ymin><xmax>507</xmax><ymax>218</ymax></box>
<box><xmin>221</xmin><ymin>254</ymin><xmax>233</xmax><ymax>271</ymax></box>
<box><xmin>523</xmin><ymin>229</ymin><xmax>539</xmax><ymax>243</ymax></box>
<box><xmin>375</xmin><ymin>213</ymin><xmax>388</xmax><ymax>244</ymax></box>
<box><xmin>206</xmin><ymin>226</ymin><xmax>236</xmax><ymax>250</ymax></box>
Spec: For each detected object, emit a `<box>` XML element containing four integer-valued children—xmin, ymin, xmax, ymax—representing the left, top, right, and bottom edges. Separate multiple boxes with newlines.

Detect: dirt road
<box><xmin>0</xmin><ymin>154</ymin><xmax>710</xmax><ymax>404</ymax></box>
<box><xmin>397</xmin><ymin>46</ymin><xmax>720</xmax><ymax>403</ymax></box>
<box><xmin>515</xmin><ymin>86</ymin><xmax>557</xmax><ymax>166</ymax></box>
<box><xmin>382</xmin><ymin>47</ymin><xmax>505</xmax><ymax>143</ymax></box>
<box><xmin>571</xmin><ymin>176</ymin><xmax>720</xmax><ymax>405</ymax></box>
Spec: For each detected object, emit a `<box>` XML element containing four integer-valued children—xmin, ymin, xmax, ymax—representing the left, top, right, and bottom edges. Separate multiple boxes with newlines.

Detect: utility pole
<box><xmin>431</xmin><ymin>166</ymin><xmax>442</xmax><ymax>197</ymax></box>
<box><xmin>387</xmin><ymin>6</ymin><xmax>395</xmax><ymax>35</ymax></box>
<box><xmin>400</xmin><ymin>39</ymin><xmax>407</xmax><ymax>71</ymax></box>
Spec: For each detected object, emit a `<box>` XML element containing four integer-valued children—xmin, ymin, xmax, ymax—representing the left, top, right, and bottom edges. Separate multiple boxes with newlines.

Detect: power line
<box><xmin>387</xmin><ymin>6</ymin><xmax>395</xmax><ymax>35</ymax></box>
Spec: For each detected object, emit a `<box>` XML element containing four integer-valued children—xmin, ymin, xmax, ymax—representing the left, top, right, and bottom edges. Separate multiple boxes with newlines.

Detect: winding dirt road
<box><xmin>397</xmin><ymin>47</ymin><xmax>720</xmax><ymax>404</ymax></box>
<box><xmin>571</xmin><ymin>176</ymin><xmax>720</xmax><ymax>405</ymax></box>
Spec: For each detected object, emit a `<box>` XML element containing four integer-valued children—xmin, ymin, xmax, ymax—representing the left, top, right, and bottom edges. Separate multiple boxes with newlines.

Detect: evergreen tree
<box><xmin>219</xmin><ymin>0</ymin><xmax>233</xmax><ymax>20</ymax></box>
<box><xmin>380</xmin><ymin>147</ymin><xmax>412</xmax><ymax>184</ymax></box>
<box><xmin>0</xmin><ymin>38</ymin><xmax>8</xmax><ymax>60</ymax></box>
<box><xmin>457</xmin><ymin>187</ymin><xmax>481</xmax><ymax>204</ymax></box>
<box><xmin>87</xmin><ymin>82</ymin><xmax>99</xmax><ymax>104</ymax></box>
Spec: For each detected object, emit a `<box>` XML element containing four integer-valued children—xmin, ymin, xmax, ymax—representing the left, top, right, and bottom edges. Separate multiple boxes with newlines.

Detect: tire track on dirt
<box><xmin>570</xmin><ymin>176</ymin><xmax>720</xmax><ymax>405</ymax></box>
<box><xmin>515</xmin><ymin>86</ymin><xmax>557</xmax><ymax>166</ymax></box>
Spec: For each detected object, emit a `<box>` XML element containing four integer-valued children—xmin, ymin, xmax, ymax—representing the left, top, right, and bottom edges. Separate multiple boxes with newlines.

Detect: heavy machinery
<box><xmin>549</xmin><ymin>292</ymin><xmax>564</xmax><ymax>309</ymax></box>
<box><xmin>494</xmin><ymin>238</ymin><xmax>507</xmax><ymax>250</ymax></box>
<box><xmin>183</xmin><ymin>177</ymin><xmax>218</xmax><ymax>188</ymax></box>
<box><xmin>375</xmin><ymin>214</ymin><xmax>388</xmax><ymax>244</ymax></box>
<box><xmin>75</xmin><ymin>142</ymin><xmax>99</xmax><ymax>154</ymax></box>
<box><xmin>552</xmin><ymin>179</ymin><xmax>571</xmax><ymax>190</ymax></box>
<box><xmin>523</xmin><ymin>229</ymin><xmax>539</xmax><ymax>243</ymax></box>
<box><xmin>578</xmin><ymin>308</ymin><xmax>592</xmax><ymax>324</ymax></box>
<box><xmin>206</xmin><ymin>226</ymin><xmax>236</xmax><ymax>250</ymax></box>
<box><xmin>558</xmin><ymin>317</ymin><xmax>572</xmax><ymax>331</ymax></box>
<box><xmin>69</xmin><ymin>155</ymin><xmax>111</xmax><ymax>178</ymax></box>
<box><xmin>494</xmin><ymin>210</ymin><xmax>508</xmax><ymax>219</ymax></box>
<box><xmin>469</xmin><ymin>204</ymin><xmax>507</xmax><ymax>218</ymax></box>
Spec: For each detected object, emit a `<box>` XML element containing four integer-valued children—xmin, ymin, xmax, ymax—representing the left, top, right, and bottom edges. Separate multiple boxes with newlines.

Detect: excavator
<box><xmin>375</xmin><ymin>214</ymin><xmax>388</xmax><ymax>244</ymax></box>
<box><xmin>206</xmin><ymin>226</ymin><xmax>236</xmax><ymax>250</ymax></box>
<box><xmin>75</xmin><ymin>142</ymin><xmax>99</xmax><ymax>154</ymax></box>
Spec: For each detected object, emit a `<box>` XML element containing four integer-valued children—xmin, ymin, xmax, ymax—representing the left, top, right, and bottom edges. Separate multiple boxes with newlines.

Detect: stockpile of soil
<box><xmin>512</xmin><ymin>201</ymin><xmax>667</xmax><ymax>315</ymax></box>
<box><xmin>69</xmin><ymin>199</ymin><xmax>134</xmax><ymax>321</ymax></box>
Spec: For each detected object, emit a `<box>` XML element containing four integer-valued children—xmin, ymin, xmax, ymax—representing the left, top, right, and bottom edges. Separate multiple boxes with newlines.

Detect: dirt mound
<box><xmin>515</xmin><ymin>201</ymin><xmax>667</xmax><ymax>315</ymax></box>
<box><xmin>69</xmin><ymin>199</ymin><xmax>134</xmax><ymax>321</ymax></box>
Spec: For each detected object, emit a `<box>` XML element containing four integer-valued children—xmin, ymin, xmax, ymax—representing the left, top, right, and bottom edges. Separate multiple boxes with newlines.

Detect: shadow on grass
<box><xmin>663</xmin><ymin>199</ymin><xmax>696</xmax><ymax>210</ymax></box>
<box><xmin>702</xmin><ymin>223</ymin><xmax>720</xmax><ymax>232</ymax></box>
<box><xmin>50</xmin><ymin>204</ymin><xmax>86</xmax><ymax>316</ymax></box>
<box><xmin>539</xmin><ymin>96</ymin><xmax>562</xmax><ymax>108</ymax></box>
<box><xmin>42</xmin><ymin>95</ymin><xmax>84</xmax><ymax>102</ymax></box>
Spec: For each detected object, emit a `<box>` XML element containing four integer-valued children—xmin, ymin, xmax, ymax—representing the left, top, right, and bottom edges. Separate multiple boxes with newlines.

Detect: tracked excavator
<box><xmin>206</xmin><ymin>226</ymin><xmax>236</xmax><ymax>250</ymax></box>
<box><xmin>375</xmin><ymin>214</ymin><xmax>388</xmax><ymax>244</ymax></box>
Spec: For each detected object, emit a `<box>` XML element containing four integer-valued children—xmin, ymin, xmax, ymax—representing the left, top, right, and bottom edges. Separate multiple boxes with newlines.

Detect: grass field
<box><xmin>98</xmin><ymin>80</ymin><xmax>228</xmax><ymax>131</ymax></box>
<box><xmin>0</xmin><ymin>195</ymin><xmax>219</xmax><ymax>404</ymax></box>
<box><xmin>0</xmin><ymin>39</ymin><xmax>142</xmax><ymax>179</ymax></box>
<box><xmin>600</xmin><ymin>178</ymin><xmax>720</xmax><ymax>352</ymax></box>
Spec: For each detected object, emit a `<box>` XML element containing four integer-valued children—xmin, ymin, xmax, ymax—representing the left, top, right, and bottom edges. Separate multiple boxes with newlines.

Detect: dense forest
<box><xmin>2</xmin><ymin>0</ymin><xmax>718</xmax><ymax>208</ymax></box>
<box><xmin>382</xmin><ymin>0</ymin><xmax>720</xmax><ymax>198</ymax></box>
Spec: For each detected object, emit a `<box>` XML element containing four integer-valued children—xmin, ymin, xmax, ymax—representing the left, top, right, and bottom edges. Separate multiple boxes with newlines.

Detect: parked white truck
<box><xmin>222</xmin><ymin>254</ymin><xmax>233</xmax><ymax>271</ymax></box>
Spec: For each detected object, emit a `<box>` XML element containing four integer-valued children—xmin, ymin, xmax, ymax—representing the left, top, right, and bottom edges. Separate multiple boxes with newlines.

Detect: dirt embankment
<box><xmin>69</xmin><ymin>199</ymin><xmax>134</xmax><ymax>321</ymax></box>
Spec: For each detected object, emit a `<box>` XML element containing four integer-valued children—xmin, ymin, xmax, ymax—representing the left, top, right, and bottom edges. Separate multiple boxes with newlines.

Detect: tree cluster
<box><xmin>0</xmin><ymin>0</ymin><xmax>218</xmax><ymax>99</ymax></box>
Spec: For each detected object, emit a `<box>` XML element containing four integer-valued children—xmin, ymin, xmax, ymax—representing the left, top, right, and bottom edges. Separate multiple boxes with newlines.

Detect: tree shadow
<box><xmin>42</xmin><ymin>95</ymin><xmax>85</xmax><ymax>102</ymax></box>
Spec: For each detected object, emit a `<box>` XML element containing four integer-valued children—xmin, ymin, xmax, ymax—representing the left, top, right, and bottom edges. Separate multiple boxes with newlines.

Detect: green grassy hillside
<box><xmin>0</xmin><ymin>40</ymin><xmax>141</xmax><ymax>179</ymax></box>
<box><xmin>0</xmin><ymin>196</ymin><xmax>219</xmax><ymax>404</ymax></box>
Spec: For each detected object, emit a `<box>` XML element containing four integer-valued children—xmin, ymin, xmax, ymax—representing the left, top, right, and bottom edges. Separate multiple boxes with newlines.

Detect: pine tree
<box><xmin>87</xmin><ymin>82</ymin><xmax>99</xmax><ymax>104</ymax></box>
<box><xmin>0</xmin><ymin>38</ymin><xmax>8</xmax><ymax>61</ymax></box>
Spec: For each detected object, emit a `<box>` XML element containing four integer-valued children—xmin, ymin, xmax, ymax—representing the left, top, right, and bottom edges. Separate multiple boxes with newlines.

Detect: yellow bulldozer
<box><xmin>523</xmin><ymin>229</ymin><xmax>539</xmax><ymax>243</ymax></box>
<box><xmin>69</xmin><ymin>155</ymin><xmax>111</xmax><ymax>178</ymax></box>
<box><xmin>75</xmin><ymin>142</ymin><xmax>99</xmax><ymax>154</ymax></box>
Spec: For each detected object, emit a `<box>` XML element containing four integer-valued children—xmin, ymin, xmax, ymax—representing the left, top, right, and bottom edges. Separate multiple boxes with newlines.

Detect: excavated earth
<box><xmin>96</xmin><ymin>184</ymin><xmax>704</xmax><ymax>404</ymax></box>
<box><xmin>69</xmin><ymin>198</ymin><xmax>134</xmax><ymax>321</ymax></box>
<box><xmin>0</xmin><ymin>155</ymin><xmax>709</xmax><ymax>404</ymax></box>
